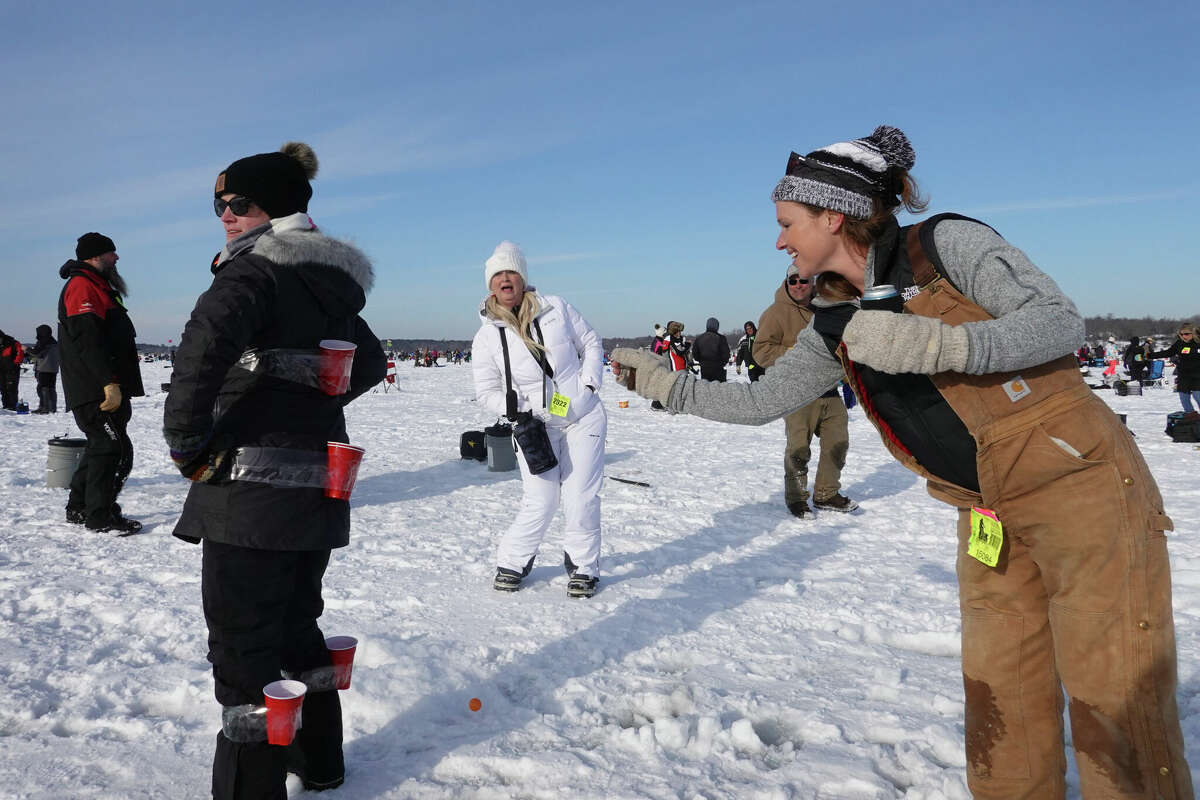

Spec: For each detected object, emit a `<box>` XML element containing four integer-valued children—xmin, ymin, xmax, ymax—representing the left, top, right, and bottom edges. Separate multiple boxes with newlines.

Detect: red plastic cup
<box><xmin>263</xmin><ymin>679</ymin><xmax>307</xmax><ymax>746</ymax></box>
<box><xmin>326</xmin><ymin>442</ymin><xmax>366</xmax><ymax>500</ymax></box>
<box><xmin>319</xmin><ymin>339</ymin><xmax>357</xmax><ymax>396</ymax></box>
<box><xmin>326</xmin><ymin>635</ymin><xmax>358</xmax><ymax>690</ymax></box>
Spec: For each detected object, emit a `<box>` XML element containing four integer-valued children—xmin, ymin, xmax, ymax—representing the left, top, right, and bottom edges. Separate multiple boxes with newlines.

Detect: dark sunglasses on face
<box><xmin>214</xmin><ymin>195</ymin><xmax>256</xmax><ymax>217</ymax></box>
<box><xmin>787</xmin><ymin>276</ymin><xmax>810</xmax><ymax>286</ymax></box>
<box><xmin>1181</xmin><ymin>332</ymin><xmax>1193</xmax><ymax>337</ymax></box>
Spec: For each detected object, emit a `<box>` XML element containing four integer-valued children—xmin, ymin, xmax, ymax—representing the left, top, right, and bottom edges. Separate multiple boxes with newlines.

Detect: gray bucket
<box><xmin>484</xmin><ymin>424</ymin><xmax>517</xmax><ymax>472</ymax></box>
<box><xmin>47</xmin><ymin>437</ymin><xmax>86</xmax><ymax>488</ymax></box>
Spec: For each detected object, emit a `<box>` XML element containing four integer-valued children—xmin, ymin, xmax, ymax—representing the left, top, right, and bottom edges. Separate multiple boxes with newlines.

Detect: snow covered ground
<box><xmin>1</xmin><ymin>360</ymin><xmax>1197</xmax><ymax>799</ymax></box>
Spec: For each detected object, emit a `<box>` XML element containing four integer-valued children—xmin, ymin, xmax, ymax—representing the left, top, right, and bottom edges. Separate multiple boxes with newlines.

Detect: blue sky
<box><xmin>2</xmin><ymin>1</ymin><xmax>1197</xmax><ymax>344</ymax></box>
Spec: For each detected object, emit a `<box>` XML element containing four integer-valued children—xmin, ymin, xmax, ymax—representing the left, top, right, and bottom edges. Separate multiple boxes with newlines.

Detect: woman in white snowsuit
<box><xmin>472</xmin><ymin>241</ymin><xmax>607</xmax><ymax>597</ymax></box>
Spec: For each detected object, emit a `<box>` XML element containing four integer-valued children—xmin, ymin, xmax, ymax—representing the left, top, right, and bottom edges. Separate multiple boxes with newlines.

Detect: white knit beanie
<box><xmin>484</xmin><ymin>240</ymin><xmax>528</xmax><ymax>289</ymax></box>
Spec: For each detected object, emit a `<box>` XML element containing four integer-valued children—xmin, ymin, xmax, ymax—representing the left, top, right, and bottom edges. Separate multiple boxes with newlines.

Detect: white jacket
<box><xmin>472</xmin><ymin>293</ymin><xmax>603</xmax><ymax>428</ymax></box>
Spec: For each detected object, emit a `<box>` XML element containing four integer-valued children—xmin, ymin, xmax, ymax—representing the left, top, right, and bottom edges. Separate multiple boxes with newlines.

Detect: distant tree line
<box><xmin>132</xmin><ymin>316</ymin><xmax>1199</xmax><ymax>355</ymax></box>
<box><xmin>1082</xmin><ymin>314</ymin><xmax>1199</xmax><ymax>343</ymax></box>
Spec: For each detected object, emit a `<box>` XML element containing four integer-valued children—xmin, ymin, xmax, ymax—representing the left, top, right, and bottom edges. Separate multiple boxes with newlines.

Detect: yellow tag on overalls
<box><xmin>968</xmin><ymin>507</ymin><xmax>1004</xmax><ymax>567</ymax></box>
<box><xmin>548</xmin><ymin>391</ymin><xmax>571</xmax><ymax>417</ymax></box>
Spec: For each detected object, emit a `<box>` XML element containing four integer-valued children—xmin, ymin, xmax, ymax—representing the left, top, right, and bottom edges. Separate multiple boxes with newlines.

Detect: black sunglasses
<box><xmin>786</xmin><ymin>151</ymin><xmax>805</xmax><ymax>176</ymax></box>
<box><xmin>214</xmin><ymin>195</ymin><xmax>256</xmax><ymax>217</ymax></box>
<box><xmin>787</xmin><ymin>276</ymin><xmax>810</xmax><ymax>286</ymax></box>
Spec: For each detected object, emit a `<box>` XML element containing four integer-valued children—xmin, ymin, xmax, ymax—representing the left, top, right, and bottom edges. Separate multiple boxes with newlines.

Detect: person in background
<box><xmin>651</xmin><ymin>323</ymin><xmax>668</xmax><ymax>355</ymax></box>
<box><xmin>58</xmin><ymin>232</ymin><xmax>144</xmax><ymax>532</ymax></box>
<box><xmin>612</xmin><ymin>125</ymin><xmax>1190</xmax><ymax>799</ymax></box>
<box><xmin>0</xmin><ymin>329</ymin><xmax>22</xmax><ymax>410</ymax></box>
<box><xmin>164</xmin><ymin>142</ymin><xmax>386</xmax><ymax>799</ymax></box>
<box><xmin>691</xmin><ymin>317</ymin><xmax>731</xmax><ymax>382</ymax></box>
<box><xmin>1102</xmin><ymin>335</ymin><xmax>1120</xmax><ymax>379</ymax></box>
<box><xmin>28</xmin><ymin>324</ymin><xmax>59</xmax><ymax>413</ymax></box>
<box><xmin>734</xmin><ymin>321</ymin><xmax>762</xmax><ymax>381</ymax></box>
<box><xmin>472</xmin><ymin>240</ymin><xmax>606</xmax><ymax>598</ymax></box>
<box><xmin>1123</xmin><ymin>336</ymin><xmax>1149</xmax><ymax>384</ymax></box>
<box><xmin>663</xmin><ymin>321</ymin><xmax>690</xmax><ymax>372</ymax></box>
<box><xmin>1151</xmin><ymin>322</ymin><xmax>1200</xmax><ymax>413</ymax></box>
<box><xmin>754</xmin><ymin>265</ymin><xmax>854</xmax><ymax>517</ymax></box>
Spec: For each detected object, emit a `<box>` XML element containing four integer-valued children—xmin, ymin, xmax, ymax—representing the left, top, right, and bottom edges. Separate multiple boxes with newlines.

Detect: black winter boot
<box><xmin>285</xmin><ymin>690</ymin><xmax>344</xmax><ymax>790</ymax></box>
<box><xmin>493</xmin><ymin>556</ymin><xmax>535</xmax><ymax>592</ymax></box>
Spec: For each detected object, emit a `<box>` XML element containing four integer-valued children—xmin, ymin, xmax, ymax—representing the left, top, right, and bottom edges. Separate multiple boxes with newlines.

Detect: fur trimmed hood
<box><xmin>216</xmin><ymin>213</ymin><xmax>374</xmax><ymax>293</ymax></box>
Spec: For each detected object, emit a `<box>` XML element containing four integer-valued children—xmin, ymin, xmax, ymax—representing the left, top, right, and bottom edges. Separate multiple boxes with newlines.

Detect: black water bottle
<box><xmin>860</xmin><ymin>284</ymin><xmax>903</xmax><ymax>313</ymax></box>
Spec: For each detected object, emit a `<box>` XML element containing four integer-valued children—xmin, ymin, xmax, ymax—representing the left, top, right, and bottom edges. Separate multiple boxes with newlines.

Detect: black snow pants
<box><xmin>0</xmin><ymin>368</ymin><xmax>17</xmax><ymax>409</ymax></box>
<box><xmin>67</xmin><ymin>399</ymin><xmax>133</xmax><ymax>524</ymax></box>
<box><xmin>36</xmin><ymin>372</ymin><xmax>57</xmax><ymax>412</ymax></box>
<box><xmin>203</xmin><ymin>540</ymin><xmax>343</xmax><ymax>800</ymax></box>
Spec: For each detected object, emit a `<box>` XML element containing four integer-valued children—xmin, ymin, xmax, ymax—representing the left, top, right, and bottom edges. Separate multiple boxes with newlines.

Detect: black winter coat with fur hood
<box><xmin>164</xmin><ymin>217</ymin><xmax>387</xmax><ymax>550</ymax></box>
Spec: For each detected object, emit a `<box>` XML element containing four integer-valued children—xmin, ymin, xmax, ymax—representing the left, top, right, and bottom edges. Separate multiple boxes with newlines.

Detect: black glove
<box><xmin>812</xmin><ymin>302</ymin><xmax>859</xmax><ymax>355</ymax></box>
<box><xmin>166</xmin><ymin>430</ymin><xmax>234</xmax><ymax>484</ymax></box>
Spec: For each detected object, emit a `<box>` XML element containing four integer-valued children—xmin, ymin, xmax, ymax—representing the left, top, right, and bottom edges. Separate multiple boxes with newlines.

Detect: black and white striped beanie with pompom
<box><xmin>771</xmin><ymin>126</ymin><xmax>915</xmax><ymax>220</ymax></box>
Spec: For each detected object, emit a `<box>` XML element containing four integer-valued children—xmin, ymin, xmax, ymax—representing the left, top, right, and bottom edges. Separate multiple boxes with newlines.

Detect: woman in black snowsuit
<box><xmin>164</xmin><ymin>142</ymin><xmax>386</xmax><ymax>799</ymax></box>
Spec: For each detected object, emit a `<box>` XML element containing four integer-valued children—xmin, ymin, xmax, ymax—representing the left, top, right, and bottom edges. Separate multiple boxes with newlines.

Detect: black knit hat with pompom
<box><xmin>214</xmin><ymin>142</ymin><xmax>319</xmax><ymax>219</ymax></box>
<box><xmin>772</xmin><ymin>125</ymin><xmax>915</xmax><ymax>220</ymax></box>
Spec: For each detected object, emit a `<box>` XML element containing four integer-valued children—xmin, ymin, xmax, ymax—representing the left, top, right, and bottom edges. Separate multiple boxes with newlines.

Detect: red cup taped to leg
<box><xmin>326</xmin><ymin>635</ymin><xmax>358</xmax><ymax>690</ymax></box>
<box><xmin>263</xmin><ymin>679</ymin><xmax>306</xmax><ymax>746</ymax></box>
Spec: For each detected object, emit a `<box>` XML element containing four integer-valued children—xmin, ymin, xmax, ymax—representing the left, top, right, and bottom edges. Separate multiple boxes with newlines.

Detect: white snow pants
<box><xmin>497</xmin><ymin>402</ymin><xmax>607</xmax><ymax>577</ymax></box>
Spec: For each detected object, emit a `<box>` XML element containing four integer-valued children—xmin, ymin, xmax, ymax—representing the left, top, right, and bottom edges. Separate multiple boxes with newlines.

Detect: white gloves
<box><xmin>842</xmin><ymin>311</ymin><xmax>970</xmax><ymax>374</ymax></box>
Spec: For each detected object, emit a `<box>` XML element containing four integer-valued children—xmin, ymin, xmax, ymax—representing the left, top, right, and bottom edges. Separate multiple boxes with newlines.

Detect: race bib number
<box><xmin>549</xmin><ymin>391</ymin><xmax>571</xmax><ymax>417</ymax></box>
<box><xmin>1182</xmin><ymin>347</ymin><xmax>1192</xmax><ymax>355</ymax></box>
<box><xmin>968</xmin><ymin>507</ymin><xmax>1004</xmax><ymax>567</ymax></box>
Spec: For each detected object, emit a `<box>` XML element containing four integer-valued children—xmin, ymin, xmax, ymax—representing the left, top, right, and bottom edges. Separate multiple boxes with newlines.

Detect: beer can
<box><xmin>860</xmin><ymin>284</ymin><xmax>903</xmax><ymax>312</ymax></box>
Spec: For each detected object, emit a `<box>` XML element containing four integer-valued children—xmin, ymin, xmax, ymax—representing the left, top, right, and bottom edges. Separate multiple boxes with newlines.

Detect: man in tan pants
<box><xmin>754</xmin><ymin>266</ymin><xmax>855</xmax><ymax>517</ymax></box>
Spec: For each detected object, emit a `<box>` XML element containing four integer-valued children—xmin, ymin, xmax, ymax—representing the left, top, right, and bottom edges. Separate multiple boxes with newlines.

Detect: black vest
<box><xmin>852</xmin><ymin>216</ymin><xmax>980</xmax><ymax>492</ymax></box>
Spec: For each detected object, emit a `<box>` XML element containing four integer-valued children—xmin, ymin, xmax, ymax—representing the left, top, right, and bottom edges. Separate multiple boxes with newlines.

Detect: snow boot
<box><xmin>563</xmin><ymin>552</ymin><xmax>598</xmax><ymax>598</ymax></box>
<box><xmin>813</xmin><ymin>493</ymin><xmax>858</xmax><ymax>513</ymax></box>
<box><xmin>493</xmin><ymin>556</ymin><xmax>535</xmax><ymax>592</ymax></box>
<box><xmin>787</xmin><ymin>501</ymin><xmax>812</xmax><ymax>519</ymax></box>
<box><xmin>86</xmin><ymin>513</ymin><xmax>142</xmax><ymax>534</ymax></box>
<box><xmin>65</xmin><ymin>506</ymin><xmax>86</xmax><ymax>525</ymax></box>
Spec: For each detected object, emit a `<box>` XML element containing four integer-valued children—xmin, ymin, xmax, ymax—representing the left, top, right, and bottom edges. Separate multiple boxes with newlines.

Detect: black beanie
<box><xmin>76</xmin><ymin>232</ymin><xmax>116</xmax><ymax>261</ymax></box>
<box><xmin>214</xmin><ymin>142</ymin><xmax>318</xmax><ymax>219</ymax></box>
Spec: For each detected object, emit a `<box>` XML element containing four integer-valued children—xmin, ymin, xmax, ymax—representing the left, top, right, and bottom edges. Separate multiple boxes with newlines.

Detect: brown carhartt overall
<box><xmin>837</xmin><ymin>224</ymin><xmax>1191</xmax><ymax>799</ymax></box>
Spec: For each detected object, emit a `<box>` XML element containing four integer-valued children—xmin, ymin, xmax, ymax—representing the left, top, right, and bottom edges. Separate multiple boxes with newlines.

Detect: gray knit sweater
<box><xmin>667</xmin><ymin>219</ymin><xmax>1083</xmax><ymax>424</ymax></box>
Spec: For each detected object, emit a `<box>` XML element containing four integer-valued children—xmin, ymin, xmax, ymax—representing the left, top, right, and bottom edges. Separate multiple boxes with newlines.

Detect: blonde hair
<box><xmin>485</xmin><ymin>287</ymin><xmax>545</xmax><ymax>355</ymax></box>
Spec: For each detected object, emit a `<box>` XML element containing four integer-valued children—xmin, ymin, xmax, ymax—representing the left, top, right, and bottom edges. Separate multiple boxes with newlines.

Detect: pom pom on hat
<box><xmin>215</xmin><ymin>142</ymin><xmax>318</xmax><ymax>219</ymax></box>
<box><xmin>76</xmin><ymin>232</ymin><xmax>116</xmax><ymax>261</ymax></box>
<box><xmin>484</xmin><ymin>241</ymin><xmax>528</xmax><ymax>289</ymax></box>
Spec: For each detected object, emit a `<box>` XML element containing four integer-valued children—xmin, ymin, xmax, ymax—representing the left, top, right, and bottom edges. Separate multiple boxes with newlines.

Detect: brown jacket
<box><xmin>753</xmin><ymin>281</ymin><xmax>814</xmax><ymax>369</ymax></box>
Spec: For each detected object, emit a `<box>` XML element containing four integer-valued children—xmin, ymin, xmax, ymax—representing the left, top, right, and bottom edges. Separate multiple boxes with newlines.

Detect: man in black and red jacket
<box><xmin>0</xmin><ymin>329</ymin><xmax>23</xmax><ymax>410</ymax></box>
<box><xmin>57</xmin><ymin>232</ymin><xmax>144</xmax><ymax>533</ymax></box>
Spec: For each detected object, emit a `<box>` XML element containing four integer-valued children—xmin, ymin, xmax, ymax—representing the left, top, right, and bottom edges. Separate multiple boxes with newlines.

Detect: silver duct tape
<box><xmin>221</xmin><ymin>704</ymin><xmax>269</xmax><ymax>742</ymax></box>
<box><xmin>281</xmin><ymin>664</ymin><xmax>339</xmax><ymax>693</ymax></box>
<box><xmin>229</xmin><ymin>447</ymin><xmax>328</xmax><ymax>489</ymax></box>
<box><xmin>236</xmin><ymin>348</ymin><xmax>324</xmax><ymax>391</ymax></box>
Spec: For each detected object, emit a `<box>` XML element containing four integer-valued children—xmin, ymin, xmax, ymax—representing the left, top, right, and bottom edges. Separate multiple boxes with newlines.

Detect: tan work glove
<box><xmin>736</xmin><ymin>365</ymin><xmax>741</xmax><ymax>374</ymax></box>
<box><xmin>99</xmin><ymin>382</ymin><xmax>122</xmax><ymax>412</ymax></box>
<box><xmin>610</xmin><ymin>348</ymin><xmax>682</xmax><ymax>406</ymax></box>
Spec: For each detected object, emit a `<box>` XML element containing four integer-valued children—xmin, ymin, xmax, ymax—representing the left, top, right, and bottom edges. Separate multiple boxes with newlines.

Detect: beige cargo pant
<box><xmin>955</xmin><ymin>388</ymin><xmax>1190</xmax><ymax>799</ymax></box>
<box><xmin>783</xmin><ymin>395</ymin><xmax>849</xmax><ymax>505</ymax></box>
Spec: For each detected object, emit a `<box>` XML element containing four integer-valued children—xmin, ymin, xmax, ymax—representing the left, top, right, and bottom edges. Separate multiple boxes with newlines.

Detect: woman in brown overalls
<box><xmin>611</xmin><ymin>126</ymin><xmax>1191</xmax><ymax>799</ymax></box>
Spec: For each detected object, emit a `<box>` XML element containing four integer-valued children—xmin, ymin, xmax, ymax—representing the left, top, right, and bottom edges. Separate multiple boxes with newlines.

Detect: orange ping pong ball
<box><xmin>469</xmin><ymin>697</ymin><xmax>482</xmax><ymax>712</ymax></box>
